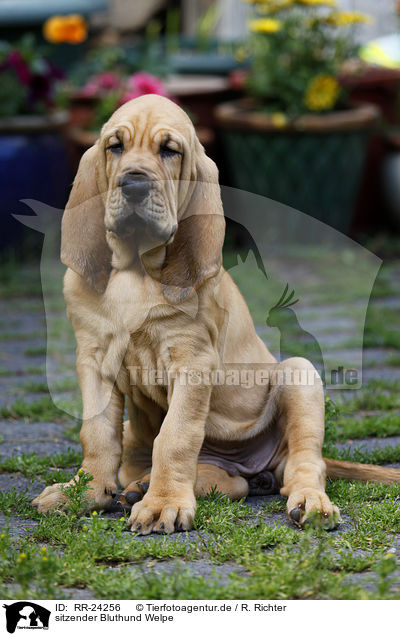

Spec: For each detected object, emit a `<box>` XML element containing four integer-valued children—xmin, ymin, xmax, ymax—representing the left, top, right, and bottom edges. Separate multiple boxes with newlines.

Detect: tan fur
<box><xmin>325</xmin><ymin>458</ymin><xmax>400</xmax><ymax>484</ymax></box>
<box><xmin>32</xmin><ymin>95</ymin><xmax>397</xmax><ymax>533</ymax></box>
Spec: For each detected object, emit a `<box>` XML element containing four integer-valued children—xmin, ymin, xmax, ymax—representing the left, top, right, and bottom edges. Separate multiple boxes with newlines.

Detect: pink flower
<box><xmin>120</xmin><ymin>71</ymin><xmax>169</xmax><ymax>104</ymax></box>
<box><xmin>7</xmin><ymin>51</ymin><xmax>31</xmax><ymax>85</ymax></box>
<box><xmin>80</xmin><ymin>71</ymin><xmax>123</xmax><ymax>97</ymax></box>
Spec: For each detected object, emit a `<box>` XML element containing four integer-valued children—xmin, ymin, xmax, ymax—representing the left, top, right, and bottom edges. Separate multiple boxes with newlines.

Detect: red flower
<box><xmin>229</xmin><ymin>69</ymin><xmax>249</xmax><ymax>92</ymax></box>
<box><xmin>120</xmin><ymin>71</ymin><xmax>169</xmax><ymax>103</ymax></box>
<box><xmin>80</xmin><ymin>71</ymin><xmax>123</xmax><ymax>97</ymax></box>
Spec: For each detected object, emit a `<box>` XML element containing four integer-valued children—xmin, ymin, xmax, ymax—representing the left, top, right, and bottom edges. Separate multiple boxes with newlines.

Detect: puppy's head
<box><xmin>61</xmin><ymin>94</ymin><xmax>225</xmax><ymax>303</ymax></box>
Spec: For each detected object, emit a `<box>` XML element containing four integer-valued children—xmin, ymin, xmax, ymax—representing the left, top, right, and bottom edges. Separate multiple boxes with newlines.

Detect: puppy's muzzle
<box><xmin>120</xmin><ymin>172</ymin><xmax>151</xmax><ymax>204</ymax></box>
<box><xmin>113</xmin><ymin>172</ymin><xmax>175</xmax><ymax>243</ymax></box>
<box><xmin>113</xmin><ymin>172</ymin><xmax>152</xmax><ymax>235</ymax></box>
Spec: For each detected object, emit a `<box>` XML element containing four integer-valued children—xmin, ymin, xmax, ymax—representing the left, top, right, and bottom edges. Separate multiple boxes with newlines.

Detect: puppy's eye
<box><xmin>160</xmin><ymin>145</ymin><xmax>181</xmax><ymax>159</ymax></box>
<box><xmin>106</xmin><ymin>141</ymin><xmax>124</xmax><ymax>154</ymax></box>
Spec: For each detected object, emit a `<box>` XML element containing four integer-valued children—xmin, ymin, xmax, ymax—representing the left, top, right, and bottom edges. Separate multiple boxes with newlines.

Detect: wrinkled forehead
<box><xmin>101</xmin><ymin>98</ymin><xmax>194</xmax><ymax>149</ymax></box>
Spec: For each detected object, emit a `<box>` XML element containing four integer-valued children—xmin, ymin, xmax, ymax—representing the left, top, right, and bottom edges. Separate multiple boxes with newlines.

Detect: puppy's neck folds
<box><xmin>106</xmin><ymin>230</ymin><xmax>166</xmax><ymax>279</ymax></box>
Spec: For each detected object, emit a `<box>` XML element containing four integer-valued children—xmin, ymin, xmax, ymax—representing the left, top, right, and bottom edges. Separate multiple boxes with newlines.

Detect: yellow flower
<box><xmin>78</xmin><ymin>468</ymin><xmax>84</xmax><ymax>475</ymax></box>
<box><xmin>82</xmin><ymin>525</ymin><xmax>88</xmax><ymax>531</ymax></box>
<box><xmin>19</xmin><ymin>553</ymin><xmax>27</xmax><ymax>559</ymax></box>
<box><xmin>326</xmin><ymin>11</ymin><xmax>372</xmax><ymax>27</ymax></box>
<box><xmin>42</xmin><ymin>556</ymin><xmax>48</xmax><ymax>562</ymax></box>
<box><xmin>43</xmin><ymin>14</ymin><xmax>87</xmax><ymax>44</ymax></box>
<box><xmin>92</xmin><ymin>510</ymin><xmax>98</xmax><ymax>515</ymax></box>
<box><xmin>304</xmin><ymin>75</ymin><xmax>340</xmax><ymax>111</ymax></box>
<box><xmin>120</xmin><ymin>517</ymin><xmax>126</xmax><ymax>522</ymax></box>
<box><xmin>243</xmin><ymin>0</ymin><xmax>288</xmax><ymax>3</ymax></box>
<box><xmin>250</xmin><ymin>18</ymin><xmax>282</xmax><ymax>33</ymax></box>
<box><xmin>297</xmin><ymin>0</ymin><xmax>337</xmax><ymax>5</ymax></box>
<box><xmin>40</xmin><ymin>546</ymin><xmax>47</xmax><ymax>553</ymax></box>
<box><xmin>0</xmin><ymin>533</ymin><xmax>5</xmax><ymax>539</ymax></box>
<box><xmin>271</xmin><ymin>112</ymin><xmax>288</xmax><ymax>128</ymax></box>
<box><xmin>258</xmin><ymin>0</ymin><xmax>294</xmax><ymax>13</ymax></box>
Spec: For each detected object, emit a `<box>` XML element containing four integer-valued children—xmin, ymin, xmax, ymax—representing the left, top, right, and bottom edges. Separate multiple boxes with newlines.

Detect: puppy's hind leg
<box><xmin>118</xmin><ymin>396</ymin><xmax>163</xmax><ymax>493</ymax></box>
<box><xmin>195</xmin><ymin>463</ymin><xmax>249</xmax><ymax>500</ymax></box>
<box><xmin>119</xmin><ymin>472</ymin><xmax>151</xmax><ymax>507</ymax></box>
<box><xmin>275</xmin><ymin>357</ymin><xmax>341</xmax><ymax>529</ymax></box>
<box><xmin>120</xmin><ymin>464</ymin><xmax>249</xmax><ymax>508</ymax></box>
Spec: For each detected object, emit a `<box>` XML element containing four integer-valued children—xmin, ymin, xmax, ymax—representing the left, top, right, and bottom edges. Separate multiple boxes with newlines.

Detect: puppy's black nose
<box><xmin>120</xmin><ymin>173</ymin><xmax>151</xmax><ymax>204</ymax></box>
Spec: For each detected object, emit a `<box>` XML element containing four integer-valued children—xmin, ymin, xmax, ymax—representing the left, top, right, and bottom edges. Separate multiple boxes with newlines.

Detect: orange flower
<box><xmin>43</xmin><ymin>14</ymin><xmax>87</xmax><ymax>44</ymax></box>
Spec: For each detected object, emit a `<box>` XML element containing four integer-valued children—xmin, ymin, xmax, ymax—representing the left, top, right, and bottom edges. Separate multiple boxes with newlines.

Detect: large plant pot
<box><xmin>215</xmin><ymin>99</ymin><xmax>380</xmax><ymax>234</ymax></box>
<box><xmin>339</xmin><ymin>66</ymin><xmax>400</xmax><ymax>125</ymax></box>
<box><xmin>0</xmin><ymin>111</ymin><xmax>71</xmax><ymax>254</ymax></box>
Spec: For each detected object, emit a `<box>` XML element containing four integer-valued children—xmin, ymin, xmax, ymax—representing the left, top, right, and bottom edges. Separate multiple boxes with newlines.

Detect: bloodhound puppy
<box><xmin>33</xmin><ymin>95</ymin><xmax>400</xmax><ymax>533</ymax></box>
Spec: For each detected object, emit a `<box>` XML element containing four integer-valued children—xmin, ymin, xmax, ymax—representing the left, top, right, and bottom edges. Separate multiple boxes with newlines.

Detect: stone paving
<box><xmin>1</xmin><ymin>258</ymin><xmax>400</xmax><ymax>599</ymax></box>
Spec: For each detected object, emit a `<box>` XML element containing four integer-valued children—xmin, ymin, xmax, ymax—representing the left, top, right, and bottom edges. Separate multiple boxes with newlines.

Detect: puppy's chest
<box><xmin>99</xmin><ymin>275</ymin><xmax>196</xmax><ymax>398</ymax></box>
<box><xmin>100</xmin><ymin>307</ymin><xmax>173</xmax><ymax>394</ymax></box>
<box><xmin>112</xmin><ymin>316</ymin><xmax>199</xmax><ymax>409</ymax></box>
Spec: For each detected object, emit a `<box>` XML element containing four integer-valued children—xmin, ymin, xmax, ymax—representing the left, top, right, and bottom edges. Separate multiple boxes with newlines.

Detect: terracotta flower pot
<box><xmin>215</xmin><ymin>99</ymin><xmax>380</xmax><ymax>234</ymax></box>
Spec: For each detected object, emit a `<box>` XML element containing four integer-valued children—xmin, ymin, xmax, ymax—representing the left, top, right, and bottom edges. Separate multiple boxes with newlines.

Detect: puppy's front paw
<box><xmin>286</xmin><ymin>487</ymin><xmax>341</xmax><ymax>530</ymax></box>
<box><xmin>128</xmin><ymin>491</ymin><xmax>196</xmax><ymax>535</ymax></box>
<box><xmin>32</xmin><ymin>476</ymin><xmax>117</xmax><ymax>513</ymax></box>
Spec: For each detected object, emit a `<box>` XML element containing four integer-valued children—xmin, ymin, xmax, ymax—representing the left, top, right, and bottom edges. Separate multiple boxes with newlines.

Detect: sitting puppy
<box><xmin>33</xmin><ymin>95</ymin><xmax>400</xmax><ymax>533</ymax></box>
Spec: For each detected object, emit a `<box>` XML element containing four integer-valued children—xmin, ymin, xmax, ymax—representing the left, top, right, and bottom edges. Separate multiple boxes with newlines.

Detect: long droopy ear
<box><xmin>61</xmin><ymin>145</ymin><xmax>112</xmax><ymax>293</ymax></box>
<box><xmin>161</xmin><ymin>143</ymin><xmax>225</xmax><ymax>304</ymax></box>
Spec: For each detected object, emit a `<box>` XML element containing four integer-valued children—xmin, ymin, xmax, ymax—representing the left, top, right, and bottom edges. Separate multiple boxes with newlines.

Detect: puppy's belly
<box><xmin>199</xmin><ymin>419</ymin><xmax>283</xmax><ymax>481</ymax></box>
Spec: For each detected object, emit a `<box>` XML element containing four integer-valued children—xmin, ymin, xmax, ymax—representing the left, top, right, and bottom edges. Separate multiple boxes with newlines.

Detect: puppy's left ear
<box><xmin>61</xmin><ymin>145</ymin><xmax>111</xmax><ymax>293</ymax></box>
<box><xmin>161</xmin><ymin>143</ymin><xmax>225</xmax><ymax>304</ymax></box>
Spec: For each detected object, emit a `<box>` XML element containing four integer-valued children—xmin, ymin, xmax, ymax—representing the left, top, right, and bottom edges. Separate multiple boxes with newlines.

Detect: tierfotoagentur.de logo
<box><xmin>3</xmin><ymin>602</ymin><xmax>51</xmax><ymax>633</ymax></box>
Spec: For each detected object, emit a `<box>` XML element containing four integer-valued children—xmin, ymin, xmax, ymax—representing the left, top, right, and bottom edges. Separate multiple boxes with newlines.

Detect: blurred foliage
<box><xmin>0</xmin><ymin>34</ymin><xmax>63</xmax><ymax>117</ymax></box>
<box><xmin>68</xmin><ymin>37</ymin><xmax>168</xmax><ymax>89</ymax></box>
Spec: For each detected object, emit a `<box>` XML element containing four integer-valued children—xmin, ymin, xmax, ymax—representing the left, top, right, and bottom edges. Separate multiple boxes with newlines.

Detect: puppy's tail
<box><xmin>324</xmin><ymin>457</ymin><xmax>400</xmax><ymax>485</ymax></box>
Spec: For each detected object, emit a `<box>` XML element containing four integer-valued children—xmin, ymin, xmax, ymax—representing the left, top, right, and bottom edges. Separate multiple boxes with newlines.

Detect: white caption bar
<box><xmin>0</xmin><ymin>599</ymin><xmax>396</xmax><ymax>635</ymax></box>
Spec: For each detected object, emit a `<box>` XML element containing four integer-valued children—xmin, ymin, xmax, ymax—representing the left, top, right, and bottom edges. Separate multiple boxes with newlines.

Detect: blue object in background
<box><xmin>0</xmin><ymin>130</ymin><xmax>71</xmax><ymax>252</ymax></box>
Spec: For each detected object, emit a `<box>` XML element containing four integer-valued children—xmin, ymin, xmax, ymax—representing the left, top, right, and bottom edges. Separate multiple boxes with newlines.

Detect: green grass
<box><xmin>24</xmin><ymin>346</ymin><xmax>47</xmax><ymax>357</ymax></box>
<box><xmin>18</xmin><ymin>380</ymin><xmax>49</xmax><ymax>394</ymax></box>
<box><xmin>0</xmin><ymin>261</ymin><xmax>43</xmax><ymax>298</ymax></box>
<box><xmin>26</xmin><ymin>365</ymin><xmax>46</xmax><ymax>375</ymax></box>
<box><xmin>385</xmin><ymin>354</ymin><xmax>400</xmax><ymax>367</ymax></box>
<box><xmin>0</xmin><ymin>395</ymin><xmax>81</xmax><ymax>422</ymax></box>
<box><xmin>0</xmin><ymin>369</ymin><xmax>16</xmax><ymax>377</ymax></box>
<box><xmin>362</xmin><ymin>306</ymin><xmax>400</xmax><ymax>349</ymax></box>
<box><xmin>0</xmin><ymin>396</ymin><xmax>66</xmax><ymax>421</ymax></box>
<box><xmin>334</xmin><ymin>380</ymin><xmax>400</xmax><ymax>413</ymax></box>
<box><xmin>334</xmin><ymin>414</ymin><xmax>400</xmax><ymax>440</ymax></box>
<box><xmin>1</xmin><ymin>256</ymin><xmax>400</xmax><ymax>599</ymax></box>
<box><xmin>0</xmin><ymin>477</ymin><xmax>399</xmax><ymax>600</ymax></box>
<box><xmin>0</xmin><ymin>449</ymin><xmax>82</xmax><ymax>478</ymax></box>
<box><xmin>0</xmin><ymin>332</ymin><xmax>43</xmax><ymax>342</ymax></box>
<box><xmin>17</xmin><ymin>377</ymin><xmax>78</xmax><ymax>395</ymax></box>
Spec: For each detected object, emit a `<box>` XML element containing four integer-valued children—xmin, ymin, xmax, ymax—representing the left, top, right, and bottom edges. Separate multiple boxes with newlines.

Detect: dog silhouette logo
<box><xmin>3</xmin><ymin>602</ymin><xmax>50</xmax><ymax>633</ymax></box>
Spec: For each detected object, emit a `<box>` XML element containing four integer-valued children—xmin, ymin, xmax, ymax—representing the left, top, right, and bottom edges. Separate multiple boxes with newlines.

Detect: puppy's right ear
<box><xmin>61</xmin><ymin>145</ymin><xmax>112</xmax><ymax>293</ymax></box>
